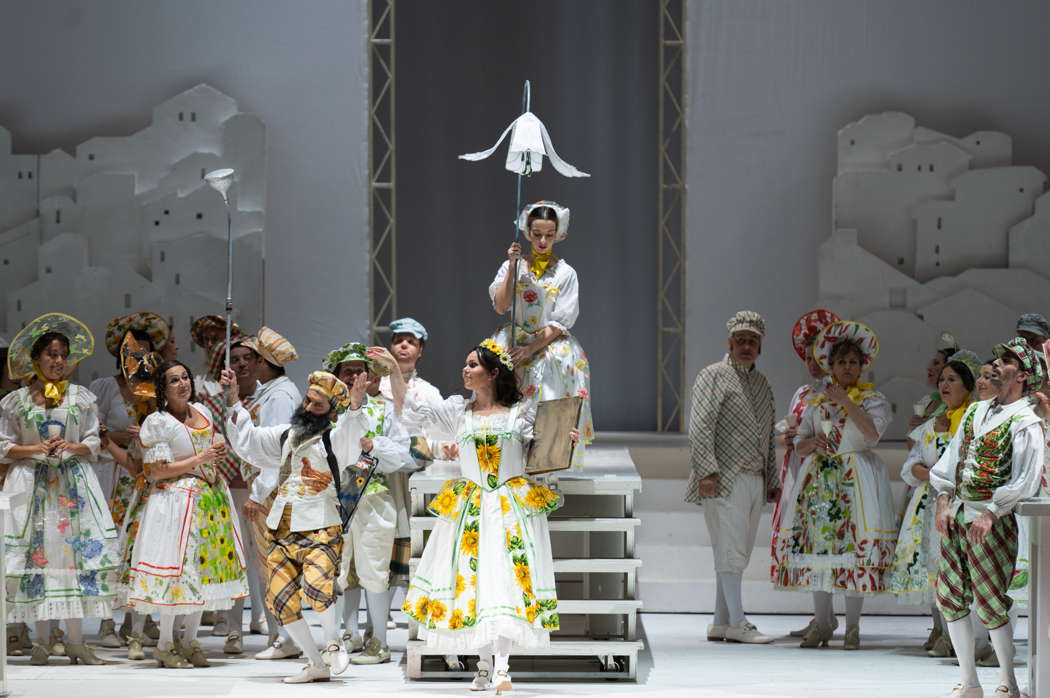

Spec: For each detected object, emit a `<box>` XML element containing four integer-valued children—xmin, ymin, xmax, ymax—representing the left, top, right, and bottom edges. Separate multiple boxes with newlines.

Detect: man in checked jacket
<box><xmin>686</xmin><ymin>310</ymin><xmax>779</xmax><ymax>645</ymax></box>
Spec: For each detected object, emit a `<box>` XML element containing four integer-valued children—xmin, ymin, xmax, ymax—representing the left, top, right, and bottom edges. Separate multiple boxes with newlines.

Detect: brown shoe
<box><xmin>153</xmin><ymin>642</ymin><xmax>192</xmax><ymax>668</ymax></box>
<box><xmin>66</xmin><ymin>642</ymin><xmax>104</xmax><ymax>665</ymax></box>
<box><xmin>178</xmin><ymin>639</ymin><xmax>211</xmax><ymax>667</ymax></box>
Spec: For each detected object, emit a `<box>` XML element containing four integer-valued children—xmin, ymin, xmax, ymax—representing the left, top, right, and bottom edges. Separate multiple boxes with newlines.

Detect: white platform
<box><xmin>5</xmin><ymin>612</ymin><xmax>1029</xmax><ymax>697</ymax></box>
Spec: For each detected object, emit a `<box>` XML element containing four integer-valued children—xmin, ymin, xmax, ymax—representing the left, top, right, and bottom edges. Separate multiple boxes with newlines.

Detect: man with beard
<box><xmin>930</xmin><ymin>337</ymin><xmax>1045</xmax><ymax>698</ymax></box>
<box><xmin>322</xmin><ymin>343</ymin><xmax>415</xmax><ymax>665</ymax></box>
<box><xmin>223</xmin><ymin>368</ymin><xmax>406</xmax><ymax>683</ymax></box>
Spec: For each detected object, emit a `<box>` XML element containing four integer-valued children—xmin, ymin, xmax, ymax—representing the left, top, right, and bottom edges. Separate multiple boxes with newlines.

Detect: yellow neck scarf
<box><xmin>945</xmin><ymin>397</ymin><xmax>973</xmax><ymax>436</ymax></box>
<box><xmin>33</xmin><ymin>364</ymin><xmax>68</xmax><ymax>403</ymax></box>
<box><xmin>529</xmin><ymin>251</ymin><xmax>553</xmax><ymax>279</ymax></box>
<box><xmin>810</xmin><ymin>380</ymin><xmax>875</xmax><ymax>407</ymax></box>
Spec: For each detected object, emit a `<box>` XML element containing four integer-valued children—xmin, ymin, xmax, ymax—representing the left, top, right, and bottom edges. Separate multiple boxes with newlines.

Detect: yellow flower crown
<box><xmin>478</xmin><ymin>339</ymin><xmax>514</xmax><ymax>371</ymax></box>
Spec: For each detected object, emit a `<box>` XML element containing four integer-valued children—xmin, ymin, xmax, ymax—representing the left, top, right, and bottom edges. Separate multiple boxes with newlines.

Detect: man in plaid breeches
<box><xmin>929</xmin><ymin>337</ymin><xmax>1045</xmax><ymax>698</ymax></box>
<box><xmin>225</xmin><ymin>368</ymin><xmax>401</xmax><ymax>684</ymax></box>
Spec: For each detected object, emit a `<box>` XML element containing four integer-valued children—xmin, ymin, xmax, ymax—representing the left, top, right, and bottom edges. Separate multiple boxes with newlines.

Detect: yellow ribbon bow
<box><xmin>33</xmin><ymin>364</ymin><xmax>69</xmax><ymax>403</ymax></box>
<box><xmin>528</xmin><ymin>251</ymin><xmax>553</xmax><ymax>279</ymax></box>
<box><xmin>809</xmin><ymin>380</ymin><xmax>876</xmax><ymax>407</ymax></box>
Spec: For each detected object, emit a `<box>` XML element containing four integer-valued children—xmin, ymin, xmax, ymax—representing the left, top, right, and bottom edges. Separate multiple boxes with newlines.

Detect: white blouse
<box><xmin>488</xmin><ymin>258</ymin><xmax>580</xmax><ymax>333</ymax></box>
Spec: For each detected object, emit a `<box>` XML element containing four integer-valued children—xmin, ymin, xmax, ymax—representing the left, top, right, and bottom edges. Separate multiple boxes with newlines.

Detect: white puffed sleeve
<box><xmin>72</xmin><ymin>386</ymin><xmax>101</xmax><ymax>459</ymax></box>
<box><xmin>929</xmin><ymin>405</ymin><xmax>975</xmax><ymax>498</ymax></box>
<box><xmin>488</xmin><ymin>260</ymin><xmax>511</xmax><ymax>309</ymax></box>
<box><xmin>859</xmin><ymin>392</ymin><xmax>892</xmax><ymax>446</ymax></box>
<box><xmin>225</xmin><ymin>402</ymin><xmax>287</xmax><ymax>469</ymax></box>
<box><xmin>547</xmin><ymin>263</ymin><xmax>580</xmax><ymax>333</ymax></box>
<box><xmin>0</xmin><ymin>390</ymin><xmax>23</xmax><ymax>462</ymax></box>
<box><xmin>515</xmin><ymin>401</ymin><xmax>538</xmax><ymax>443</ymax></box>
<box><xmin>986</xmin><ymin>419</ymin><xmax>1044</xmax><ymax>518</ymax></box>
<box><xmin>403</xmin><ymin>392</ymin><xmax>465</xmax><ymax>442</ymax></box>
<box><xmin>139</xmin><ymin>412</ymin><xmax>175</xmax><ymax>465</ymax></box>
<box><xmin>371</xmin><ymin>402</ymin><xmax>413</xmax><ymax>474</ymax></box>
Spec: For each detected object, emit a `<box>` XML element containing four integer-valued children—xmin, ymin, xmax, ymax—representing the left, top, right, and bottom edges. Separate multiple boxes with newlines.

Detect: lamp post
<box><xmin>204</xmin><ymin>168</ymin><xmax>236</xmax><ymax>369</ymax></box>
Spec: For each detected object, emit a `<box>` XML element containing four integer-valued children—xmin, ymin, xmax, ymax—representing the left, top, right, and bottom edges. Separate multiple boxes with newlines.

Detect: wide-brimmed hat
<box><xmin>791</xmin><ymin>309</ymin><xmax>841</xmax><ymax>360</ymax></box>
<box><xmin>7</xmin><ymin>312</ymin><xmax>94</xmax><ymax>380</ymax></box>
<box><xmin>190</xmin><ymin>315</ymin><xmax>243</xmax><ymax>349</ymax></box>
<box><xmin>321</xmin><ymin>342</ymin><xmax>391</xmax><ymax>377</ymax></box>
<box><xmin>813</xmin><ymin>320</ymin><xmax>880</xmax><ymax>373</ymax></box>
<box><xmin>105</xmin><ymin>312</ymin><xmax>170</xmax><ymax>357</ymax></box>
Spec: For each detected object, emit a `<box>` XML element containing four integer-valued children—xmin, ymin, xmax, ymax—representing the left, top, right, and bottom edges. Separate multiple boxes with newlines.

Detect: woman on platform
<box><xmin>489</xmin><ymin>201</ymin><xmax>592</xmax><ymax>470</ymax></box>
<box><xmin>772</xmin><ymin>321</ymin><xmax>895</xmax><ymax>650</ymax></box>
<box><xmin>771</xmin><ymin>309</ymin><xmax>839</xmax><ymax>639</ymax></box>
<box><xmin>90</xmin><ymin>312</ymin><xmax>172</xmax><ymax>648</ymax></box>
<box><xmin>121</xmin><ymin>360</ymin><xmax>249</xmax><ymax>668</ymax></box>
<box><xmin>401</xmin><ymin>340</ymin><xmax>571</xmax><ymax>694</ymax></box>
<box><xmin>0</xmin><ymin>313</ymin><xmax>118</xmax><ymax>665</ymax></box>
<box><xmin>888</xmin><ymin>351</ymin><xmax>978</xmax><ymax>655</ymax></box>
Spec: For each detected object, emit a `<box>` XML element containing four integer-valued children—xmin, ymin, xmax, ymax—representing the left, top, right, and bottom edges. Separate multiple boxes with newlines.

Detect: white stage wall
<box><xmin>0</xmin><ymin>0</ymin><xmax>369</xmax><ymax>381</ymax></box>
<box><xmin>685</xmin><ymin>0</ymin><xmax>1050</xmax><ymax>423</ymax></box>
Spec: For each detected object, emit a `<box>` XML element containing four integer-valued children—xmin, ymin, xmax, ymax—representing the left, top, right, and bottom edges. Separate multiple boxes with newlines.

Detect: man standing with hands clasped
<box><xmin>930</xmin><ymin>337</ymin><xmax>1045</xmax><ymax>698</ymax></box>
<box><xmin>686</xmin><ymin>310</ymin><xmax>779</xmax><ymax>645</ymax></box>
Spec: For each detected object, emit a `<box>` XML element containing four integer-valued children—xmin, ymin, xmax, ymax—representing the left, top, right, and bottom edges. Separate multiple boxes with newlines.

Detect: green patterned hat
<box><xmin>322</xmin><ymin>342</ymin><xmax>390</xmax><ymax>376</ymax></box>
<box><xmin>7</xmin><ymin>312</ymin><xmax>94</xmax><ymax>380</ymax></box>
<box><xmin>993</xmin><ymin>337</ymin><xmax>1045</xmax><ymax>389</ymax></box>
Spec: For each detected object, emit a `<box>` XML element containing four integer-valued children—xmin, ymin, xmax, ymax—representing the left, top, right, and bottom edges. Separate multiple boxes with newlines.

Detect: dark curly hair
<box><xmin>30</xmin><ymin>332</ymin><xmax>70</xmax><ymax>360</ymax></box>
<box><xmin>475</xmin><ymin>345</ymin><xmax>522</xmax><ymax>407</ymax></box>
<box><xmin>941</xmin><ymin>360</ymin><xmax>976</xmax><ymax>393</ymax></box>
<box><xmin>829</xmin><ymin>339</ymin><xmax>866</xmax><ymax>366</ymax></box>
<box><xmin>154</xmin><ymin>360</ymin><xmax>198</xmax><ymax>413</ymax></box>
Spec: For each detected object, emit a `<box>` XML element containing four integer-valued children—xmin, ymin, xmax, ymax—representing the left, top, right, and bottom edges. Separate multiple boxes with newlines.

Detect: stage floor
<box><xmin>8</xmin><ymin>612</ymin><xmax>1027</xmax><ymax>697</ymax></box>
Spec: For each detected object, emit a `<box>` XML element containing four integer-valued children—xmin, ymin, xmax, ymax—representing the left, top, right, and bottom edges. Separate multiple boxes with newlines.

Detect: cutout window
<box><xmin>196</xmin><ymin>212</ymin><xmax>203</xmax><ymax>220</ymax></box>
<box><xmin>124</xmin><ymin>293</ymin><xmax>132</xmax><ymax>309</ymax></box>
<box><xmin>55</xmin><ymin>209</ymin><xmax>61</xmax><ymax>225</ymax></box>
<box><xmin>88</xmin><ymin>153</ymin><xmax>95</xmax><ymax>161</ymax></box>
<box><xmin>175</xmin><ymin>273</ymin><xmax>181</xmax><ymax>285</ymax></box>
<box><xmin>936</xmin><ymin>217</ymin><xmax>942</xmax><ymax>230</ymax></box>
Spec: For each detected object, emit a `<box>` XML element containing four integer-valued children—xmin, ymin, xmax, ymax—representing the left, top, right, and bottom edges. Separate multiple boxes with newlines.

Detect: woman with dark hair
<box><xmin>909</xmin><ymin>335</ymin><xmax>959</xmax><ymax>431</ymax></box>
<box><xmin>120</xmin><ymin>359</ymin><xmax>249</xmax><ymax>668</ymax></box>
<box><xmin>489</xmin><ymin>201</ymin><xmax>593</xmax><ymax>470</ymax></box>
<box><xmin>772</xmin><ymin>321</ymin><xmax>895</xmax><ymax>651</ymax></box>
<box><xmin>400</xmin><ymin>341</ymin><xmax>573</xmax><ymax>694</ymax></box>
<box><xmin>889</xmin><ymin>352</ymin><xmax>978</xmax><ymax>655</ymax></box>
<box><xmin>0</xmin><ymin>313</ymin><xmax>117</xmax><ymax>665</ymax></box>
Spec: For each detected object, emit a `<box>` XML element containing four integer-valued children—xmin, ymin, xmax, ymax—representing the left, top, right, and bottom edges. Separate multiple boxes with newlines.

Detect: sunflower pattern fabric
<box><xmin>118</xmin><ymin>405</ymin><xmax>249</xmax><ymax>613</ymax></box>
<box><xmin>401</xmin><ymin>396</ymin><xmax>560</xmax><ymax>652</ymax></box>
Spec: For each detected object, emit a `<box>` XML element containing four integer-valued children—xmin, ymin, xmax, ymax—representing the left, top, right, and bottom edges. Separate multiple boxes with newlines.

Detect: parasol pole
<box><xmin>510</xmin><ymin>80</ymin><xmax>531</xmax><ymax>347</ymax></box>
<box><xmin>204</xmin><ymin>168</ymin><xmax>237</xmax><ymax>370</ymax></box>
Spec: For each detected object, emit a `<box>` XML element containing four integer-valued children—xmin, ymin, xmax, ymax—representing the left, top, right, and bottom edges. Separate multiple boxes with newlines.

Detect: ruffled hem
<box><xmin>421</xmin><ymin>617</ymin><xmax>553</xmax><ymax>653</ymax></box>
<box><xmin>772</xmin><ymin>557</ymin><xmax>891</xmax><ymax>595</ymax></box>
<box><xmin>6</xmin><ymin>596</ymin><xmax>113</xmax><ymax>622</ymax></box>
<box><xmin>117</xmin><ymin>578</ymin><xmax>249</xmax><ymax>614</ymax></box>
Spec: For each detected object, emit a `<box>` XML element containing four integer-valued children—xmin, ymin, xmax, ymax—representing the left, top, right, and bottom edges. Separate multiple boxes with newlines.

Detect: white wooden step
<box><xmin>406</xmin><ymin>638</ymin><xmax>643</xmax><ymax>656</ymax></box>
<box><xmin>556</xmin><ymin>599</ymin><xmax>642</xmax><ymax>614</ymax></box>
<box><xmin>406</xmin><ymin>638</ymin><xmax>643</xmax><ymax>680</ymax></box>
<box><xmin>552</xmin><ymin>557</ymin><xmax>641</xmax><ymax>573</ymax></box>
<box><xmin>410</xmin><ymin>516</ymin><xmax>640</xmax><ymax>532</ymax></box>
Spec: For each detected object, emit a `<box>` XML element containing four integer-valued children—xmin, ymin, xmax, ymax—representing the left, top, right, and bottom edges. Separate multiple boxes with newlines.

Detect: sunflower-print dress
<box><xmin>120</xmin><ymin>405</ymin><xmax>249</xmax><ymax>614</ymax></box>
<box><xmin>402</xmin><ymin>394</ymin><xmax>561</xmax><ymax>652</ymax></box>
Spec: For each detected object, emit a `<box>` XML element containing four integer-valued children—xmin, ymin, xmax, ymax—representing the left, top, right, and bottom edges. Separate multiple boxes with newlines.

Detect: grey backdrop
<box><xmin>394</xmin><ymin>0</ymin><xmax>658</xmax><ymax>431</ymax></box>
<box><xmin>0</xmin><ymin>0</ymin><xmax>369</xmax><ymax>382</ymax></box>
<box><xmin>686</xmin><ymin>0</ymin><xmax>1050</xmax><ymax>425</ymax></box>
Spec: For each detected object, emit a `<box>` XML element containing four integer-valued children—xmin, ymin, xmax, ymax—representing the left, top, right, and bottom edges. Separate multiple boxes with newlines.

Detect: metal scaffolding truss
<box><xmin>657</xmin><ymin>0</ymin><xmax>687</xmax><ymax>432</ymax></box>
<box><xmin>369</xmin><ymin>0</ymin><xmax>396</xmax><ymax>344</ymax></box>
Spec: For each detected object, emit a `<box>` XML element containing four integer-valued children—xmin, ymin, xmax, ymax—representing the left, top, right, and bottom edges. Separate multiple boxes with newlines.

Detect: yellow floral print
<box><xmin>514</xmin><ymin>561</ymin><xmax>533</xmax><ymax>594</ymax></box>
<box><xmin>171</xmin><ymin>586</ymin><xmax>185</xmax><ymax>600</ymax></box>
<box><xmin>448</xmin><ymin>609</ymin><xmax>464</xmax><ymax>629</ymax></box>
<box><xmin>524</xmin><ymin>485</ymin><xmax>558</xmax><ymax>510</ymax></box>
<box><xmin>468</xmin><ymin>598</ymin><xmax>476</xmax><ymax>618</ymax></box>
<box><xmin>575</xmin><ymin>359</ymin><xmax>587</xmax><ymax>370</ymax></box>
<box><xmin>526</xmin><ymin>605</ymin><xmax>538</xmax><ymax>623</ymax></box>
<box><xmin>415</xmin><ymin>597</ymin><xmax>430</xmax><ymax>620</ymax></box>
<box><xmin>500</xmin><ymin>496</ymin><xmax>511</xmax><ymax>514</ymax></box>
<box><xmin>461</xmin><ymin>528</ymin><xmax>479</xmax><ymax>556</ymax></box>
<box><xmin>428</xmin><ymin>600</ymin><xmax>447</xmax><ymax>622</ymax></box>
<box><xmin>455</xmin><ymin>573</ymin><xmax>466</xmax><ymax>597</ymax></box>
<box><xmin>432</xmin><ymin>489</ymin><xmax>459</xmax><ymax>517</ymax></box>
<box><xmin>476</xmin><ymin>441</ymin><xmax>501</xmax><ymax>475</ymax></box>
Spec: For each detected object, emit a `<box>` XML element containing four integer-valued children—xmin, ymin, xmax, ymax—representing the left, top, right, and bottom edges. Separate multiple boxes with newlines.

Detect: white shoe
<box><xmin>470</xmin><ymin>659</ymin><xmax>492</xmax><ymax>691</ymax></box>
<box><xmin>947</xmin><ymin>683</ymin><xmax>983</xmax><ymax>698</ymax></box>
<box><xmin>342</xmin><ymin>631</ymin><xmax>364</xmax><ymax>653</ymax></box>
<box><xmin>321</xmin><ymin>641</ymin><xmax>350</xmax><ymax>675</ymax></box>
<box><xmin>211</xmin><ymin>616</ymin><xmax>229</xmax><ymax>637</ymax></box>
<box><xmin>992</xmin><ymin>685</ymin><xmax>1019</xmax><ymax>698</ymax></box>
<box><xmin>283</xmin><ymin>662</ymin><xmax>331</xmax><ymax>684</ymax></box>
<box><xmin>249</xmin><ymin>619</ymin><xmax>267</xmax><ymax>636</ymax></box>
<box><xmin>706</xmin><ymin>624</ymin><xmax>727</xmax><ymax>641</ymax></box>
<box><xmin>255</xmin><ymin>637</ymin><xmax>303</xmax><ymax>660</ymax></box>
<box><xmin>724</xmin><ymin>621</ymin><xmax>775</xmax><ymax>644</ymax></box>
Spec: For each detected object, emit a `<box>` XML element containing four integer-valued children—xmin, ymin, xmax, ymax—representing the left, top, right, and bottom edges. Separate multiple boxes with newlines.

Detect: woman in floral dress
<box><xmin>121</xmin><ymin>359</ymin><xmax>249</xmax><ymax>668</ymax></box>
<box><xmin>489</xmin><ymin>201</ymin><xmax>592</xmax><ymax>469</ymax></box>
<box><xmin>401</xmin><ymin>340</ymin><xmax>570</xmax><ymax>694</ymax></box>
<box><xmin>772</xmin><ymin>321</ymin><xmax>895</xmax><ymax>651</ymax></box>
<box><xmin>0</xmin><ymin>313</ymin><xmax>118</xmax><ymax>665</ymax></box>
<box><xmin>888</xmin><ymin>351</ymin><xmax>977</xmax><ymax>655</ymax></box>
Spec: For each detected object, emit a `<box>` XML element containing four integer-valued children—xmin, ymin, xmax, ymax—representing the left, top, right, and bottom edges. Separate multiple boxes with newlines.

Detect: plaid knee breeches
<box><xmin>264</xmin><ymin>518</ymin><xmax>344</xmax><ymax>626</ymax></box>
<box><xmin>936</xmin><ymin>508</ymin><xmax>1018</xmax><ymax>629</ymax></box>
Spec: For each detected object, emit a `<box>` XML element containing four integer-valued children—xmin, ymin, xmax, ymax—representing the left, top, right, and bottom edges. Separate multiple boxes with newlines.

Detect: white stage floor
<box><xmin>7</xmin><ymin>612</ymin><xmax>1028</xmax><ymax>697</ymax></box>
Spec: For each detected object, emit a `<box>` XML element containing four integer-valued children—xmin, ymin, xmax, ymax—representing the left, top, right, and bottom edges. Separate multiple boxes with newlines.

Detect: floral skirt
<box><xmin>122</xmin><ymin>475</ymin><xmax>249</xmax><ymax>614</ymax></box>
<box><xmin>491</xmin><ymin>324</ymin><xmax>593</xmax><ymax>470</ymax></box>
<box><xmin>888</xmin><ymin>483</ymin><xmax>937</xmax><ymax>605</ymax></box>
<box><xmin>771</xmin><ymin>451</ymin><xmax>896</xmax><ymax>595</ymax></box>
<box><xmin>3</xmin><ymin>459</ymin><xmax>120</xmax><ymax>621</ymax></box>
<box><xmin>403</xmin><ymin>477</ymin><xmax>560</xmax><ymax>652</ymax></box>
